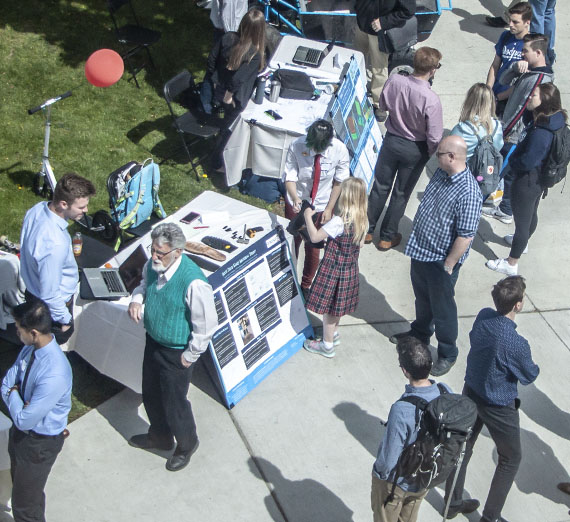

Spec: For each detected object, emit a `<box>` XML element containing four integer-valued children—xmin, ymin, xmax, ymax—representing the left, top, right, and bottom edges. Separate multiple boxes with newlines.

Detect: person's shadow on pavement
<box><xmin>519</xmin><ymin>383</ymin><xmax>570</xmax><ymax>441</ymax></box>
<box><xmin>248</xmin><ymin>456</ymin><xmax>355</xmax><ymax>522</ymax></box>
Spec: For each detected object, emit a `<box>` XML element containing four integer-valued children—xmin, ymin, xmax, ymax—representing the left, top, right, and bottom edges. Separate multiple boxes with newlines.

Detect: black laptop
<box><xmin>292</xmin><ymin>40</ymin><xmax>335</xmax><ymax>68</ymax></box>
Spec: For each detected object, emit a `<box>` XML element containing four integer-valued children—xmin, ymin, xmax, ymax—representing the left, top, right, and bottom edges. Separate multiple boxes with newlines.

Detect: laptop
<box><xmin>292</xmin><ymin>40</ymin><xmax>334</xmax><ymax>68</ymax></box>
<box><xmin>81</xmin><ymin>244</ymin><xmax>148</xmax><ymax>300</ymax></box>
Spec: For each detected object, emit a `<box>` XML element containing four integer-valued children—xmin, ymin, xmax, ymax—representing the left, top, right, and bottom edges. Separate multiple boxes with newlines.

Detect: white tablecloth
<box><xmin>69</xmin><ymin>191</ymin><xmax>290</xmax><ymax>394</ymax></box>
<box><xmin>223</xmin><ymin>35</ymin><xmax>365</xmax><ymax>187</ymax></box>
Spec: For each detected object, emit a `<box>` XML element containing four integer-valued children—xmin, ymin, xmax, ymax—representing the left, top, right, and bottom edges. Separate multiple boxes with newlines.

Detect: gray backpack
<box><xmin>467</xmin><ymin>121</ymin><xmax>503</xmax><ymax>196</ymax></box>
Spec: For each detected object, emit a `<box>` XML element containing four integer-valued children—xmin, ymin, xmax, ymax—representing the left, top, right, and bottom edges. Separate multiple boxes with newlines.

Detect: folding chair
<box><xmin>163</xmin><ymin>70</ymin><xmax>221</xmax><ymax>180</ymax></box>
<box><xmin>107</xmin><ymin>0</ymin><xmax>161</xmax><ymax>88</ymax></box>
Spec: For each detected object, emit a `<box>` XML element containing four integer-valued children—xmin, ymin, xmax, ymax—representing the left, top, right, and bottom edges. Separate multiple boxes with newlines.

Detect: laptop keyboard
<box><xmin>305</xmin><ymin>48</ymin><xmax>321</xmax><ymax>64</ymax></box>
<box><xmin>102</xmin><ymin>271</ymin><xmax>124</xmax><ymax>293</ymax></box>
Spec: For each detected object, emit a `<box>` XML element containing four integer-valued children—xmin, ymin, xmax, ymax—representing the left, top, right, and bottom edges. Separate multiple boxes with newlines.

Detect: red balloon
<box><xmin>85</xmin><ymin>49</ymin><xmax>124</xmax><ymax>88</ymax></box>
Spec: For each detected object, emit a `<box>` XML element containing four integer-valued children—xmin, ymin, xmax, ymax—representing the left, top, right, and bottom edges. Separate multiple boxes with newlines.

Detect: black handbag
<box><xmin>378</xmin><ymin>16</ymin><xmax>418</xmax><ymax>53</ymax></box>
<box><xmin>273</xmin><ymin>69</ymin><xmax>317</xmax><ymax>100</ymax></box>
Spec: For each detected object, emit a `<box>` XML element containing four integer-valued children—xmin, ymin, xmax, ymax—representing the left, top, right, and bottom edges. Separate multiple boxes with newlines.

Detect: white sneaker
<box><xmin>486</xmin><ymin>258</ymin><xmax>518</xmax><ymax>276</ymax></box>
<box><xmin>482</xmin><ymin>206</ymin><xmax>513</xmax><ymax>224</ymax></box>
<box><xmin>504</xmin><ymin>234</ymin><xmax>528</xmax><ymax>254</ymax></box>
<box><xmin>303</xmin><ymin>339</ymin><xmax>335</xmax><ymax>358</ymax></box>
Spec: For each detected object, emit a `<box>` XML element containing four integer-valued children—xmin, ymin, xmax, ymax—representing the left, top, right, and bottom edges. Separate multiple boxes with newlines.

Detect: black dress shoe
<box><xmin>430</xmin><ymin>358</ymin><xmax>456</xmax><ymax>377</ymax></box>
<box><xmin>128</xmin><ymin>433</ymin><xmax>174</xmax><ymax>451</ymax></box>
<box><xmin>446</xmin><ymin>498</ymin><xmax>480</xmax><ymax>519</ymax></box>
<box><xmin>486</xmin><ymin>15</ymin><xmax>507</xmax><ymax>27</ymax></box>
<box><xmin>166</xmin><ymin>440</ymin><xmax>200</xmax><ymax>472</ymax></box>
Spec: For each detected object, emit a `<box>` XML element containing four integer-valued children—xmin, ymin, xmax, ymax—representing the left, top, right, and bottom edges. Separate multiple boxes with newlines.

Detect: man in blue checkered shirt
<box><xmin>390</xmin><ymin>135</ymin><xmax>483</xmax><ymax>376</ymax></box>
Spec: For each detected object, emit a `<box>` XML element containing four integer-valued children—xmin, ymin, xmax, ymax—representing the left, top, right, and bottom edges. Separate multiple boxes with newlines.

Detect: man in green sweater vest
<box><xmin>127</xmin><ymin>223</ymin><xmax>218</xmax><ymax>472</ymax></box>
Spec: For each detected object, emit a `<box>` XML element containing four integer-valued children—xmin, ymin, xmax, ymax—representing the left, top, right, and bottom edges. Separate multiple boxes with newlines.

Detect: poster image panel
<box><xmin>207</xmin><ymin>227</ymin><xmax>313</xmax><ymax>408</ymax></box>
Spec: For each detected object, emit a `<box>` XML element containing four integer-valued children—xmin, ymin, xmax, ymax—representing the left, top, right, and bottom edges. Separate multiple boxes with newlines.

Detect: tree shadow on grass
<box><xmin>1</xmin><ymin>0</ymin><xmax>212</xmax><ymax>96</ymax></box>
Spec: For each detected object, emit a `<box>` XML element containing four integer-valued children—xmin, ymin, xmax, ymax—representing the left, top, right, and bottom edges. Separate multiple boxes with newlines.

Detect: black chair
<box><xmin>107</xmin><ymin>0</ymin><xmax>161</xmax><ymax>88</ymax></box>
<box><xmin>163</xmin><ymin>70</ymin><xmax>221</xmax><ymax>180</ymax></box>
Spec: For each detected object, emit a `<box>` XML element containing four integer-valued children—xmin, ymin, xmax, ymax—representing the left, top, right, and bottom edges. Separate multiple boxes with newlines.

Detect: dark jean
<box><xmin>510</xmin><ymin>170</ymin><xmax>543</xmax><ymax>258</ymax></box>
<box><xmin>409</xmin><ymin>259</ymin><xmax>460</xmax><ymax>361</ymax></box>
<box><xmin>445</xmin><ymin>386</ymin><xmax>522</xmax><ymax>522</ymax></box>
<box><xmin>368</xmin><ymin>133</ymin><xmax>429</xmax><ymax>241</ymax></box>
<box><xmin>142</xmin><ymin>334</ymin><xmax>198</xmax><ymax>453</ymax></box>
<box><xmin>9</xmin><ymin>427</ymin><xmax>65</xmax><ymax>522</ymax></box>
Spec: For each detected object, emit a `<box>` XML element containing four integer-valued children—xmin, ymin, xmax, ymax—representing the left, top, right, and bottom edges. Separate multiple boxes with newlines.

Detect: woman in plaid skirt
<box><xmin>302</xmin><ymin>177</ymin><xmax>368</xmax><ymax>358</ymax></box>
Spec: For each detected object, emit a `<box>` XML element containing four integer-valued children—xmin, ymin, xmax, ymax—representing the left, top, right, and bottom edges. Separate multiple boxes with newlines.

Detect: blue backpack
<box><xmin>108</xmin><ymin>159</ymin><xmax>167</xmax><ymax>230</ymax></box>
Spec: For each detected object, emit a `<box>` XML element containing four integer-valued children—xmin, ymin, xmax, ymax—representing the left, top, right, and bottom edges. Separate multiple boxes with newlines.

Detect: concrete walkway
<box><xmin>38</xmin><ymin>1</ymin><xmax>570</xmax><ymax>521</ymax></box>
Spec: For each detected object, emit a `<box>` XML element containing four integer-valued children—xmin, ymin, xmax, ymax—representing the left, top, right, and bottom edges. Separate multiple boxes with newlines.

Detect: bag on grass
<box><xmin>467</xmin><ymin>120</ymin><xmax>503</xmax><ymax>196</ymax></box>
<box><xmin>109</xmin><ymin>159</ymin><xmax>167</xmax><ymax>230</ymax></box>
<box><xmin>385</xmin><ymin>384</ymin><xmax>477</xmax><ymax>507</ymax></box>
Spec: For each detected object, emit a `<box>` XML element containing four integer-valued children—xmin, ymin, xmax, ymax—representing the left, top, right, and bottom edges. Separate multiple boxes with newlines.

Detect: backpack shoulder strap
<box><xmin>491</xmin><ymin>119</ymin><xmax>499</xmax><ymax>138</ymax></box>
<box><xmin>436</xmin><ymin>382</ymin><xmax>448</xmax><ymax>395</ymax></box>
<box><xmin>465</xmin><ymin>121</ymin><xmax>483</xmax><ymax>144</ymax></box>
<box><xmin>398</xmin><ymin>395</ymin><xmax>428</xmax><ymax>426</ymax></box>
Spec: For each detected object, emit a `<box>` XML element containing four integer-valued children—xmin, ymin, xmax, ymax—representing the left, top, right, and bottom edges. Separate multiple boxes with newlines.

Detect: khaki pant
<box><xmin>371</xmin><ymin>474</ymin><xmax>427</xmax><ymax>522</ymax></box>
<box><xmin>353</xmin><ymin>26</ymin><xmax>389</xmax><ymax>108</ymax></box>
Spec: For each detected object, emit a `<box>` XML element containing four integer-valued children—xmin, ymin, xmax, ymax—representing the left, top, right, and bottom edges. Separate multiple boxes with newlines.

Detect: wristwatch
<box><xmin>444</xmin><ymin>265</ymin><xmax>453</xmax><ymax>274</ymax></box>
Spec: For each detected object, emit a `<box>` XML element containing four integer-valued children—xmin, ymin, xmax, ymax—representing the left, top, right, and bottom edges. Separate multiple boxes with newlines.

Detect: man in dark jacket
<box><xmin>354</xmin><ymin>0</ymin><xmax>416</xmax><ymax>122</ymax></box>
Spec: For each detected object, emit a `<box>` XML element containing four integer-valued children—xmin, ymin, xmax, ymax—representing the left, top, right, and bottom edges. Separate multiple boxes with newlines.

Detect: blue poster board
<box><xmin>206</xmin><ymin>227</ymin><xmax>313</xmax><ymax>408</ymax></box>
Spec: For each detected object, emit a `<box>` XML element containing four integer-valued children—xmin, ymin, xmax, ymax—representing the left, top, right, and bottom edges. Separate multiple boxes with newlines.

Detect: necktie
<box><xmin>310</xmin><ymin>154</ymin><xmax>321</xmax><ymax>205</ymax></box>
<box><xmin>20</xmin><ymin>349</ymin><xmax>37</xmax><ymax>399</ymax></box>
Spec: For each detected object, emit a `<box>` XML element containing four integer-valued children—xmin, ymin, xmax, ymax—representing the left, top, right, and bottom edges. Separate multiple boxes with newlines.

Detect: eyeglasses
<box><xmin>147</xmin><ymin>245</ymin><xmax>178</xmax><ymax>259</ymax></box>
<box><xmin>436</xmin><ymin>63</ymin><xmax>442</xmax><ymax>69</ymax></box>
<box><xmin>436</xmin><ymin>151</ymin><xmax>454</xmax><ymax>158</ymax></box>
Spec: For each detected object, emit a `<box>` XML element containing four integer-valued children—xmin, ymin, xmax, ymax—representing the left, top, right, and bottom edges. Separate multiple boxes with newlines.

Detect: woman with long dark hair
<box><xmin>201</xmin><ymin>8</ymin><xmax>266</xmax><ymax>118</ymax></box>
<box><xmin>486</xmin><ymin>83</ymin><xmax>567</xmax><ymax>275</ymax></box>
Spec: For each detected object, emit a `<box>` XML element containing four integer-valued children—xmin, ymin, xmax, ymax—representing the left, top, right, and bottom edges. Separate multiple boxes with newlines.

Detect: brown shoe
<box><xmin>558</xmin><ymin>482</ymin><xmax>570</xmax><ymax>495</ymax></box>
<box><xmin>364</xmin><ymin>233</ymin><xmax>373</xmax><ymax>244</ymax></box>
<box><xmin>377</xmin><ymin>233</ymin><xmax>402</xmax><ymax>251</ymax></box>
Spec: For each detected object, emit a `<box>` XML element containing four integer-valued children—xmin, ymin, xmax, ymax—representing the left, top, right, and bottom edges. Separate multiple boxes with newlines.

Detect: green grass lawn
<box><xmin>0</xmin><ymin>0</ymin><xmax>281</xmax><ymax>419</ymax></box>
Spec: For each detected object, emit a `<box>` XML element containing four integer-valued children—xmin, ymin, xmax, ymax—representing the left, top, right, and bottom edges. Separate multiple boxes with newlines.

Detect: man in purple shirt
<box><xmin>366</xmin><ymin>47</ymin><xmax>443</xmax><ymax>251</ymax></box>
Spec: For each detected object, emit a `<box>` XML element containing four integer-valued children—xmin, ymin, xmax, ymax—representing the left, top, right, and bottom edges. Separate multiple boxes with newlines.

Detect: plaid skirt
<box><xmin>306</xmin><ymin>230</ymin><xmax>360</xmax><ymax>316</ymax></box>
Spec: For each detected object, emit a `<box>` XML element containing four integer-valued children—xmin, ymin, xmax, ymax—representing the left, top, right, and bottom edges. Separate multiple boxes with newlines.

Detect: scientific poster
<box><xmin>207</xmin><ymin>227</ymin><xmax>313</xmax><ymax>408</ymax></box>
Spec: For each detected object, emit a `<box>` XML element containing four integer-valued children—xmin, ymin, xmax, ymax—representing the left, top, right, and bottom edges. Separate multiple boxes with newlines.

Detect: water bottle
<box><xmin>269</xmin><ymin>80</ymin><xmax>281</xmax><ymax>103</ymax></box>
<box><xmin>254</xmin><ymin>77</ymin><xmax>266</xmax><ymax>104</ymax></box>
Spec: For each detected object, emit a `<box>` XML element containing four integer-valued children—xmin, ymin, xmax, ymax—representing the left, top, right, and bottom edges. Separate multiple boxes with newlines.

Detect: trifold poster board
<box><xmin>328</xmin><ymin>56</ymin><xmax>383</xmax><ymax>193</ymax></box>
<box><xmin>206</xmin><ymin>227</ymin><xmax>313</xmax><ymax>408</ymax></box>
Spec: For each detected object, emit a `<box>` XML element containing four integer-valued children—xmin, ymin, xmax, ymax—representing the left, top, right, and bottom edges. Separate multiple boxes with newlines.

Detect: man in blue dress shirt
<box><xmin>390</xmin><ymin>135</ymin><xmax>483</xmax><ymax>376</ymax></box>
<box><xmin>2</xmin><ymin>299</ymin><xmax>72</xmax><ymax>522</ymax></box>
<box><xmin>20</xmin><ymin>173</ymin><xmax>96</xmax><ymax>344</ymax></box>
<box><xmin>444</xmin><ymin>275</ymin><xmax>539</xmax><ymax>522</ymax></box>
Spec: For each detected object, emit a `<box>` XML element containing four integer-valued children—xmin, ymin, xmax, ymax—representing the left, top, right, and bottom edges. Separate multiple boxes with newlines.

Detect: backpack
<box><xmin>385</xmin><ymin>384</ymin><xmax>477</xmax><ymax>507</ymax></box>
<box><xmin>108</xmin><ymin>159</ymin><xmax>167</xmax><ymax>231</ymax></box>
<box><xmin>541</xmin><ymin>125</ymin><xmax>570</xmax><ymax>193</ymax></box>
<box><xmin>467</xmin><ymin>121</ymin><xmax>503</xmax><ymax>196</ymax></box>
<box><xmin>272</xmin><ymin>69</ymin><xmax>317</xmax><ymax>100</ymax></box>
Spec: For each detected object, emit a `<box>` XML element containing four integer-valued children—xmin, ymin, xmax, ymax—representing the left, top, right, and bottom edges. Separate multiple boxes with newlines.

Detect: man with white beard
<box><xmin>127</xmin><ymin>223</ymin><xmax>217</xmax><ymax>472</ymax></box>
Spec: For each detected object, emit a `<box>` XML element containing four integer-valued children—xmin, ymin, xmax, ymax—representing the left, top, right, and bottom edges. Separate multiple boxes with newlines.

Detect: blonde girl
<box><xmin>302</xmin><ymin>177</ymin><xmax>368</xmax><ymax>358</ymax></box>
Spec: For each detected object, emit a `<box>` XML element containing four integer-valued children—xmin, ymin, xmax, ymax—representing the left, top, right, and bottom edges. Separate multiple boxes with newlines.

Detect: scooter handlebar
<box><xmin>28</xmin><ymin>90</ymin><xmax>72</xmax><ymax>115</ymax></box>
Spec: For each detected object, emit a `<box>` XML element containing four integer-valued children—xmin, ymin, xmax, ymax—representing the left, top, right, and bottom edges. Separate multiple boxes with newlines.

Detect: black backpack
<box><xmin>541</xmin><ymin>125</ymin><xmax>570</xmax><ymax>195</ymax></box>
<box><xmin>385</xmin><ymin>384</ymin><xmax>477</xmax><ymax>508</ymax></box>
<box><xmin>466</xmin><ymin>120</ymin><xmax>503</xmax><ymax>196</ymax></box>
